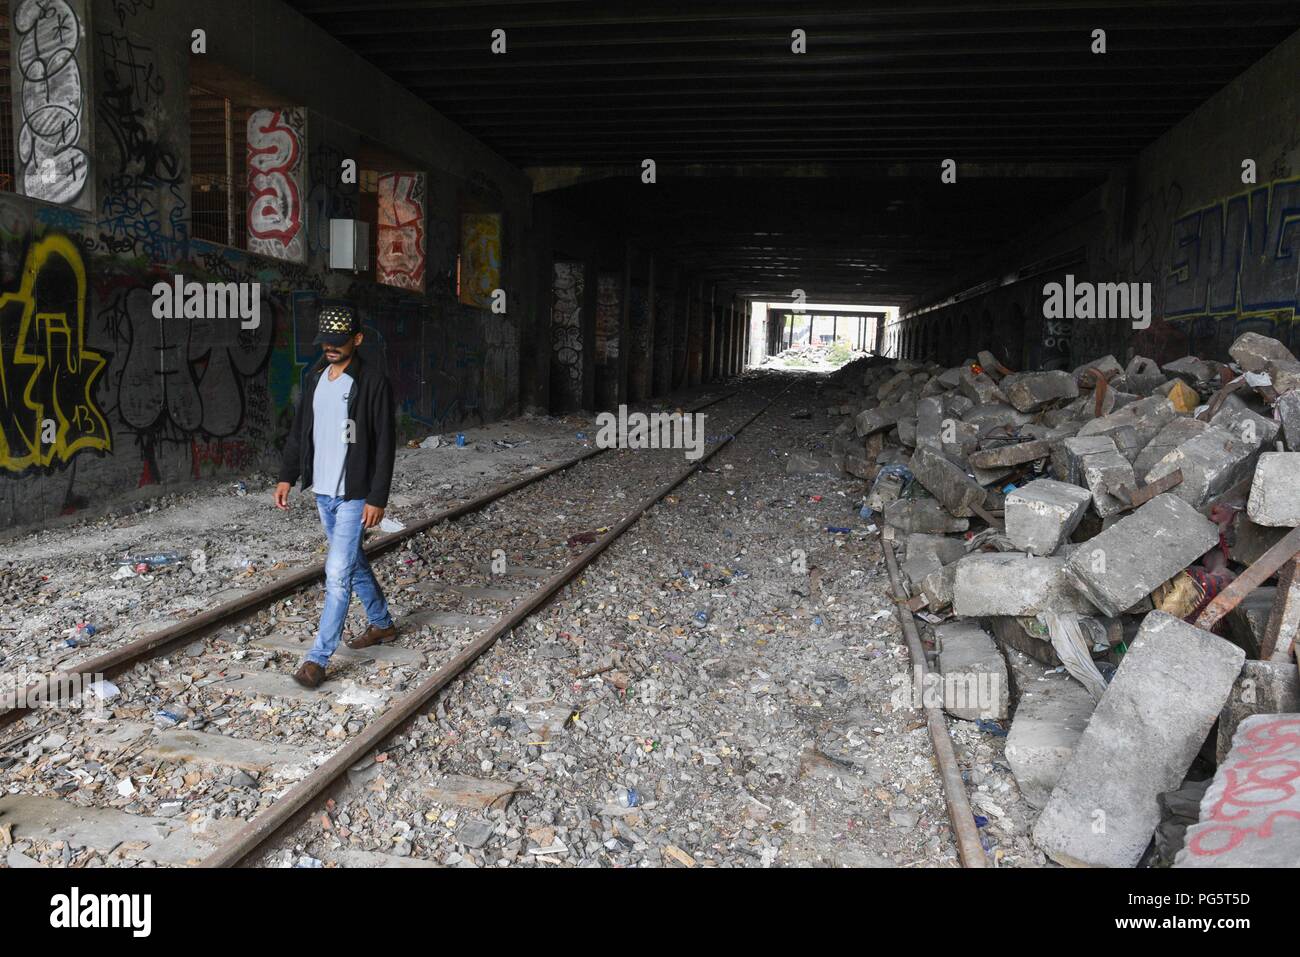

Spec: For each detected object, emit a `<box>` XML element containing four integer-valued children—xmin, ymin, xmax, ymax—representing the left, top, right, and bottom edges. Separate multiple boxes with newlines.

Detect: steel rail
<box><xmin>0</xmin><ymin>389</ymin><xmax>740</xmax><ymax>728</ymax></box>
<box><xmin>203</xmin><ymin>382</ymin><xmax>792</xmax><ymax>866</ymax></box>
<box><xmin>878</xmin><ymin>527</ymin><xmax>989</xmax><ymax>868</ymax></box>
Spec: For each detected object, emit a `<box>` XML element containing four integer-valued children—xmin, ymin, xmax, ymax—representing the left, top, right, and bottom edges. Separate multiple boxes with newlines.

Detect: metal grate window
<box><xmin>189</xmin><ymin>85</ymin><xmax>247</xmax><ymax>248</ymax></box>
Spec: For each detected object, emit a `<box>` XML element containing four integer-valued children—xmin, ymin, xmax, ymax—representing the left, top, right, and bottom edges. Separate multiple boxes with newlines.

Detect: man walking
<box><xmin>275</xmin><ymin>305</ymin><xmax>399</xmax><ymax>688</ymax></box>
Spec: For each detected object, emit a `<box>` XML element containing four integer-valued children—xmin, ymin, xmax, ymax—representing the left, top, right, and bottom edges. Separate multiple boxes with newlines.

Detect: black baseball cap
<box><xmin>314</xmin><ymin>305</ymin><xmax>360</xmax><ymax>346</ymax></box>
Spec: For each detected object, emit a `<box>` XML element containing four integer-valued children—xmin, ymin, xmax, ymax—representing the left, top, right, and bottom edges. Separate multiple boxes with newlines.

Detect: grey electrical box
<box><xmin>329</xmin><ymin>219</ymin><xmax>370</xmax><ymax>271</ymax></box>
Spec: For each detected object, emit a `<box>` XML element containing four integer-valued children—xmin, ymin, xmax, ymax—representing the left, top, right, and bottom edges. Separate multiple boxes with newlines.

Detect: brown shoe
<box><xmin>293</xmin><ymin>661</ymin><xmax>326</xmax><ymax>688</ymax></box>
<box><xmin>346</xmin><ymin>623</ymin><xmax>398</xmax><ymax>650</ymax></box>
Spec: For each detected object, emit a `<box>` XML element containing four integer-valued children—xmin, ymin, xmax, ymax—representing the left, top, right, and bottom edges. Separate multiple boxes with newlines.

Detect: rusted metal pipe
<box><xmin>1195</xmin><ymin>524</ymin><xmax>1300</xmax><ymax>632</ymax></box>
<box><xmin>878</xmin><ymin>528</ymin><xmax>988</xmax><ymax>868</ymax></box>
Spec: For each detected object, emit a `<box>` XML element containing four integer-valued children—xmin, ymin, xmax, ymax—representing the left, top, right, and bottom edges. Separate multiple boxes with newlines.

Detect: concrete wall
<box><xmin>889</xmin><ymin>28</ymin><xmax>1300</xmax><ymax>370</ymax></box>
<box><xmin>0</xmin><ymin>0</ymin><xmax>532</xmax><ymax>528</ymax></box>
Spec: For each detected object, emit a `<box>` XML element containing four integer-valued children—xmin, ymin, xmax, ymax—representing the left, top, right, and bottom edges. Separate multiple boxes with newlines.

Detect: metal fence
<box><xmin>189</xmin><ymin>85</ymin><xmax>247</xmax><ymax>248</ymax></box>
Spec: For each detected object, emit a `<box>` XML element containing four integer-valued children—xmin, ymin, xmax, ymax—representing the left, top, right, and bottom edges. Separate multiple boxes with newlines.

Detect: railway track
<box><xmin>0</xmin><ymin>378</ymin><xmax>805</xmax><ymax>868</ymax></box>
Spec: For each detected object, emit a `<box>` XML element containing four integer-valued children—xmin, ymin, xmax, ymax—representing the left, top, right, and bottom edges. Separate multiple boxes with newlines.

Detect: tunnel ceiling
<box><xmin>285</xmin><ymin>0</ymin><xmax>1300</xmax><ymax>305</ymax></box>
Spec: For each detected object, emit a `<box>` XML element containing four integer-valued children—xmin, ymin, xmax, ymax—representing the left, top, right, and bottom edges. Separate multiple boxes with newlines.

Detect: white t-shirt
<box><xmin>311</xmin><ymin>369</ymin><xmax>353</xmax><ymax>496</ymax></box>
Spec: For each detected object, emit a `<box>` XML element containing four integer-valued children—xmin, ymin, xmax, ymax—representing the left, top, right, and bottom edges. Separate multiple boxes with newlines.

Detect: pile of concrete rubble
<box><xmin>828</xmin><ymin>332</ymin><xmax>1300</xmax><ymax>868</ymax></box>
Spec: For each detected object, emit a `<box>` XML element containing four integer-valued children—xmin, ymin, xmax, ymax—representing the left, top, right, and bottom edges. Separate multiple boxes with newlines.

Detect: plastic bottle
<box><xmin>615</xmin><ymin>786</ymin><xmax>641</xmax><ymax>808</ymax></box>
<box><xmin>123</xmin><ymin>552</ymin><xmax>182</xmax><ymax>568</ymax></box>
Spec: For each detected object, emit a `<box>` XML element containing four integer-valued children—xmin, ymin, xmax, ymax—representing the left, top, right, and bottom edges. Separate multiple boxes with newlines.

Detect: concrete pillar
<box><xmin>581</xmin><ymin>253</ymin><xmax>599</xmax><ymax>411</ymax></box>
<box><xmin>630</xmin><ymin>254</ymin><xmax>654</xmax><ymax>403</ymax></box>
<box><xmin>653</xmin><ymin>264</ymin><xmax>676</xmax><ymax>397</ymax></box>
<box><xmin>706</xmin><ymin>296</ymin><xmax>719</xmax><ymax>383</ymax></box>
<box><xmin>728</xmin><ymin>302</ymin><xmax>738</xmax><ymax>374</ymax></box>
<box><xmin>618</xmin><ymin>241</ymin><xmax>632</xmax><ymax>404</ymax></box>
<box><xmin>523</xmin><ymin>200</ymin><xmax>554</xmax><ymax>413</ymax></box>
<box><xmin>744</xmin><ymin>304</ymin><xmax>753</xmax><ymax>372</ymax></box>
<box><xmin>673</xmin><ymin>274</ymin><xmax>690</xmax><ymax>390</ymax></box>
<box><xmin>735</xmin><ymin>305</ymin><xmax>745</xmax><ymax>374</ymax></box>
<box><xmin>688</xmin><ymin>281</ymin><xmax>707</xmax><ymax>387</ymax></box>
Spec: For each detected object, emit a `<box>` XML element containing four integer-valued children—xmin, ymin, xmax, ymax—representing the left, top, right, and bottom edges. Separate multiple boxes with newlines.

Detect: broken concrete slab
<box><xmin>1215</xmin><ymin>659</ymin><xmax>1300</xmax><ymax>762</ymax></box>
<box><xmin>1277</xmin><ymin>389</ymin><xmax>1300</xmax><ymax>452</ymax></box>
<box><xmin>1162</xmin><ymin>355</ymin><xmax>1216</xmax><ymax>384</ymax></box>
<box><xmin>962</xmin><ymin>403</ymin><xmax>1034</xmax><ymax>436</ymax></box>
<box><xmin>902</xmin><ymin>533</ymin><xmax>967</xmax><ymax>586</ymax></box>
<box><xmin>1231</xmin><ymin>512</ymin><xmax>1288</xmax><ymax>566</ymax></box>
<box><xmin>1210</xmin><ymin>403</ymin><xmax>1279</xmax><ymax>451</ymax></box>
<box><xmin>1005</xmin><ymin>672</ymin><xmax>1096</xmax><ymax>809</ymax></box>
<box><xmin>976</xmin><ymin>350</ymin><xmax>1005</xmax><ymax>375</ymax></box>
<box><xmin>877</xmin><ymin>369</ymin><xmax>914</xmax><ymax>401</ymax></box>
<box><xmin>207</xmin><ymin>670</ymin><xmax>392</xmax><ymax>708</ymax></box>
<box><xmin>1144</xmin><ymin>425</ymin><xmax>1260</xmax><ymax>508</ymax></box>
<box><xmin>1122</xmin><ymin>356</ymin><xmax>1167</xmax><ymax>395</ymax></box>
<box><xmin>1262</xmin><ymin>560</ymin><xmax>1300</xmax><ymax>662</ymax></box>
<box><xmin>254</xmin><ymin>632</ymin><xmax>426</xmax><ymax>668</ymax></box>
<box><xmin>1224</xmin><ymin>587</ymin><xmax>1274</xmax><ymax>659</ymax></box>
<box><xmin>1061</xmin><ymin>493</ymin><xmax>1219</xmax><ymax>617</ymax></box>
<box><xmin>1076</xmin><ymin>394</ymin><xmax>1177</xmax><ymax>448</ymax></box>
<box><xmin>0</xmin><ymin>794</ymin><xmax>235</xmax><ymax>866</ymax></box>
<box><xmin>1073</xmin><ymin>355</ymin><xmax>1124</xmax><ymax>383</ymax></box>
<box><xmin>1247</xmin><ymin>452</ymin><xmax>1300</xmax><ymax>527</ymax></box>
<box><xmin>895</xmin><ymin>414</ymin><xmax>918</xmax><ymax>448</ymax></box>
<box><xmin>1176</xmin><ymin>713</ymin><xmax>1300</xmax><ymax>867</ymax></box>
<box><xmin>958</xmin><ymin>367</ymin><xmax>1008</xmax><ymax>405</ymax></box>
<box><xmin>1001</xmin><ymin>371</ymin><xmax>1079</xmax><ymax>412</ymax></box>
<box><xmin>909</xmin><ymin>445</ymin><xmax>985</xmax><ymax>517</ymax></box>
<box><xmin>1132</xmin><ymin>417</ymin><xmax>1209</xmax><ymax>480</ymax></box>
<box><xmin>952</xmin><ymin>553</ymin><xmax>1097</xmax><ymax>617</ymax></box>
<box><xmin>935</xmin><ymin>621</ymin><xmax>1009</xmax><ymax>721</ymax></box>
<box><xmin>1005</xmin><ymin>479</ymin><xmax>1092</xmax><ymax>556</ymax></box>
<box><xmin>1032</xmin><ymin>611</ymin><xmax>1245</xmax><ymax>868</ymax></box>
<box><xmin>1269</xmin><ymin>359</ymin><xmax>1300</xmax><ymax>395</ymax></box>
<box><xmin>1229</xmin><ymin>331</ymin><xmax>1295</xmax><ymax>373</ymax></box>
<box><xmin>87</xmin><ymin>722</ymin><xmax>315</xmax><ymax>776</ymax></box>
<box><xmin>1059</xmin><ymin>434</ymin><xmax>1134</xmax><ymax>518</ymax></box>
<box><xmin>968</xmin><ymin>439</ymin><xmax>1051</xmax><ymax>469</ymax></box>
<box><xmin>988</xmin><ymin>615</ymin><xmax>1062</xmax><ymax>666</ymax></box>
<box><xmin>855</xmin><ymin>403</ymin><xmax>907</xmax><ymax>437</ymax></box>
<box><xmin>883</xmin><ymin>497</ymin><xmax>970</xmax><ymax>534</ymax></box>
<box><xmin>919</xmin><ymin>560</ymin><xmax>960</xmax><ymax>611</ymax></box>
<box><xmin>914</xmin><ymin>396</ymin><xmax>945</xmax><ymax>451</ymax></box>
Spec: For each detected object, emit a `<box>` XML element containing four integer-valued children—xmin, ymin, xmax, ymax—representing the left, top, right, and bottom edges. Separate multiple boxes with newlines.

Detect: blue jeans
<box><xmin>307</xmin><ymin>495</ymin><xmax>393</xmax><ymax>666</ymax></box>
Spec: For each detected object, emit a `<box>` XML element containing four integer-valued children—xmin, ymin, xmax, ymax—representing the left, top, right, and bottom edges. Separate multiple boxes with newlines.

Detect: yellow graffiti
<box><xmin>460</xmin><ymin>213</ymin><xmax>502</xmax><ymax>309</ymax></box>
<box><xmin>0</xmin><ymin>234</ymin><xmax>111</xmax><ymax>471</ymax></box>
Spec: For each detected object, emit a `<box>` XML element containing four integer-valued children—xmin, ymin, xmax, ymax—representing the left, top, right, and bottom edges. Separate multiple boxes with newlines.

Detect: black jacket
<box><xmin>277</xmin><ymin>351</ymin><xmax>397</xmax><ymax>508</ymax></box>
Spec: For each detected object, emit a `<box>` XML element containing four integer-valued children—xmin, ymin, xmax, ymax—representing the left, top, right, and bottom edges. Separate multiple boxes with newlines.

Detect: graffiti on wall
<box><xmin>459</xmin><ymin>213</ymin><xmax>501</xmax><ymax>309</ymax></box>
<box><xmin>94</xmin><ymin>28</ymin><xmax>188</xmax><ymax>262</ymax></box>
<box><xmin>102</xmin><ymin>283</ymin><xmax>273</xmax><ymax>439</ymax></box>
<box><xmin>307</xmin><ymin>142</ymin><xmax>357</xmax><ymax>257</ymax></box>
<box><xmin>13</xmin><ymin>0</ymin><xmax>92</xmax><ymax>207</ymax></box>
<box><xmin>109</xmin><ymin>0</ymin><xmax>154</xmax><ymax>25</ymax></box>
<box><xmin>92</xmin><ymin>240</ymin><xmax>278</xmax><ymax>486</ymax></box>
<box><xmin>247</xmin><ymin>108</ymin><xmax>306</xmax><ymax>263</ymax></box>
<box><xmin>596</xmin><ymin>273</ymin><xmax>620</xmax><ymax>364</ymax></box>
<box><xmin>551</xmin><ymin>262</ymin><xmax>583</xmax><ymax>410</ymax></box>
<box><xmin>377</xmin><ymin>172</ymin><xmax>427</xmax><ymax>292</ymax></box>
<box><xmin>1165</xmin><ymin>178</ymin><xmax>1300</xmax><ymax>321</ymax></box>
<box><xmin>0</xmin><ymin>234</ymin><xmax>110</xmax><ymax>472</ymax></box>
